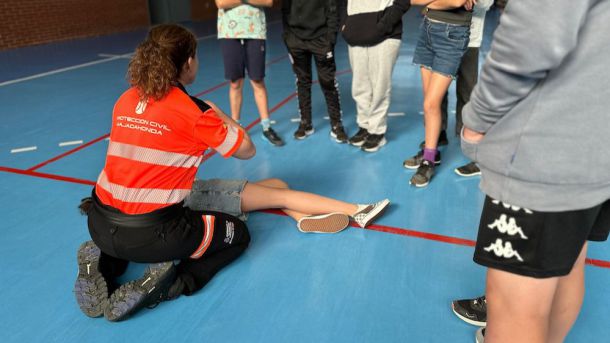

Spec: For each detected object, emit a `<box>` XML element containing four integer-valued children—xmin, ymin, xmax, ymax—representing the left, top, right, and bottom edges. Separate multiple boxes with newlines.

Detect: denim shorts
<box><xmin>412</xmin><ymin>17</ymin><xmax>470</xmax><ymax>78</ymax></box>
<box><xmin>183</xmin><ymin>179</ymin><xmax>248</xmax><ymax>221</ymax></box>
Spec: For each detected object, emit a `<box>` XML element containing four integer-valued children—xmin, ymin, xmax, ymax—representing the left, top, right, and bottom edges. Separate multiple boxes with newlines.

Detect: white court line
<box><xmin>388</xmin><ymin>112</ymin><xmax>405</xmax><ymax>117</ymax></box>
<box><xmin>270</xmin><ymin>120</ymin><xmax>277</xmax><ymax>125</ymax></box>
<box><xmin>11</xmin><ymin>146</ymin><xmax>37</xmax><ymax>153</ymax></box>
<box><xmin>419</xmin><ymin>111</ymin><xmax>424</xmax><ymax>115</ymax></box>
<box><xmin>290</xmin><ymin>118</ymin><xmax>301</xmax><ymax>123</ymax></box>
<box><xmin>323</xmin><ymin>116</ymin><xmax>330</xmax><ymax>120</ymax></box>
<box><xmin>98</xmin><ymin>53</ymin><xmax>133</xmax><ymax>59</ymax></box>
<box><xmin>58</xmin><ymin>140</ymin><xmax>83</xmax><ymax>147</ymax></box>
<box><xmin>0</xmin><ymin>33</ymin><xmax>217</xmax><ymax>87</ymax></box>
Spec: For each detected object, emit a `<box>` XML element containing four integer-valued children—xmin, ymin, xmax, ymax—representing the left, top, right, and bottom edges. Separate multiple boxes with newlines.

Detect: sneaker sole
<box><xmin>294</xmin><ymin>129</ymin><xmax>315</xmax><ymax>140</ymax></box>
<box><xmin>298</xmin><ymin>213</ymin><xmax>350</xmax><ymax>233</ymax></box>
<box><xmin>356</xmin><ymin>199</ymin><xmax>390</xmax><ymax>228</ymax></box>
<box><xmin>74</xmin><ymin>241</ymin><xmax>108</xmax><ymax>318</ymax></box>
<box><xmin>454</xmin><ymin>168</ymin><xmax>481</xmax><ymax>177</ymax></box>
<box><xmin>362</xmin><ymin>138</ymin><xmax>387</xmax><ymax>152</ymax></box>
<box><xmin>409</xmin><ymin>177</ymin><xmax>430</xmax><ymax>187</ymax></box>
<box><xmin>330</xmin><ymin>132</ymin><xmax>347</xmax><ymax>144</ymax></box>
<box><xmin>451</xmin><ymin>302</ymin><xmax>486</xmax><ymax>326</ymax></box>
<box><xmin>104</xmin><ymin>262</ymin><xmax>175</xmax><ymax>322</ymax></box>
<box><xmin>403</xmin><ymin>159</ymin><xmax>441</xmax><ymax>170</ymax></box>
<box><xmin>349</xmin><ymin>140</ymin><xmax>366</xmax><ymax>147</ymax></box>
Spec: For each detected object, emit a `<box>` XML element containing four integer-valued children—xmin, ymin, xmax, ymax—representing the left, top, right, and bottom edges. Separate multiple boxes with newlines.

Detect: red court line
<box><xmin>0</xmin><ymin>166</ymin><xmax>95</xmax><ymax>186</ymax></box>
<box><xmin>259</xmin><ymin>209</ymin><xmax>610</xmax><ymax>269</ymax></box>
<box><xmin>28</xmin><ymin>134</ymin><xmax>110</xmax><ymax>171</ymax></box>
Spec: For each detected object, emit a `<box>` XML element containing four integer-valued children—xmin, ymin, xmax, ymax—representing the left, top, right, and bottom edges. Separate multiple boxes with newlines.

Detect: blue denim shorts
<box><xmin>183</xmin><ymin>179</ymin><xmax>248</xmax><ymax>221</ymax></box>
<box><xmin>412</xmin><ymin>17</ymin><xmax>470</xmax><ymax>78</ymax></box>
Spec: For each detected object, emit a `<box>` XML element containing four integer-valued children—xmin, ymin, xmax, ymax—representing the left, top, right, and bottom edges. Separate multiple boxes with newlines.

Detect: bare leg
<box><xmin>229</xmin><ymin>79</ymin><xmax>244</xmax><ymax>121</ymax></box>
<box><xmin>250</xmin><ymin>79</ymin><xmax>270</xmax><ymax>120</ymax></box>
<box><xmin>240</xmin><ymin>178</ymin><xmax>358</xmax><ymax>222</ymax></box>
<box><xmin>548</xmin><ymin>243</ymin><xmax>588</xmax><ymax>343</ymax></box>
<box><xmin>485</xmin><ymin>268</ymin><xmax>558</xmax><ymax>343</ymax></box>
<box><xmin>423</xmin><ymin>72</ymin><xmax>453</xmax><ymax>150</ymax></box>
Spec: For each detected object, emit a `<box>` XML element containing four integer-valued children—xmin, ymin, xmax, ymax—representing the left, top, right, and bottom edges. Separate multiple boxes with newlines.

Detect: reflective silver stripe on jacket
<box><xmin>97</xmin><ymin>171</ymin><xmax>190</xmax><ymax>204</ymax></box>
<box><xmin>107</xmin><ymin>141</ymin><xmax>203</xmax><ymax>168</ymax></box>
<box><xmin>215</xmin><ymin>125</ymin><xmax>240</xmax><ymax>156</ymax></box>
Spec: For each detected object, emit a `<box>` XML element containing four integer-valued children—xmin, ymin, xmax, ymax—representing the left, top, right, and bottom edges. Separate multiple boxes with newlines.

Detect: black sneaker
<box><xmin>294</xmin><ymin>122</ymin><xmax>314</xmax><ymax>140</ymax></box>
<box><xmin>454</xmin><ymin>162</ymin><xmax>481</xmax><ymax>177</ymax></box>
<box><xmin>419</xmin><ymin>130</ymin><xmax>449</xmax><ymax>149</ymax></box>
<box><xmin>262</xmin><ymin>127</ymin><xmax>285</xmax><ymax>146</ymax></box>
<box><xmin>104</xmin><ymin>261</ymin><xmax>178</xmax><ymax>322</ymax></box>
<box><xmin>348</xmin><ymin>127</ymin><xmax>369</xmax><ymax>146</ymax></box>
<box><xmin>73</xmin><ymin>241</ymin><xmax>110</xmax><ymax>318</ymax></box>
<box><xmin>409</xmin><ymin>159</ymin><xmax>435</xmax><ymax>187</ymax></box>
<box><xmin>452</xmin><ymin>295</ymin><xmax>487</xmax><ymax>326</ymax></box>
<box><xmin>330</xmin><ymin>124</ymin><xmax>348</xmax><ymax>143</ymax></box>
<box><xmin>361</xmin><ymin>134</ymin><xmax>386</xmax><ymax>152</ymax></box>
<box><xmin>476</xmin><ymin>327</ymin><xmax>485</xmax><ymax>343</ymax></box>
<box><xmin>403</xmin><ymin>150</ymin><xmax>441</xmax><ymax>169</ymax></box>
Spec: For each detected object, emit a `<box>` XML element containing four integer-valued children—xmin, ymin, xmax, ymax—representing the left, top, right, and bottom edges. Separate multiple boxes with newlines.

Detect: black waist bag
<box><xmin>342</xmin><ymin>11</ymin><xmax>385</xmax><ymax>47</ymax></box>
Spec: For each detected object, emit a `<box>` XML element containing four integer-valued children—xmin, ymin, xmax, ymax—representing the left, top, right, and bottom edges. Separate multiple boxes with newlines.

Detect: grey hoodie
<box><xmin>461</xmin><ymin>0</ymin><xmax>610</xmax><ymax>212</ymax></box>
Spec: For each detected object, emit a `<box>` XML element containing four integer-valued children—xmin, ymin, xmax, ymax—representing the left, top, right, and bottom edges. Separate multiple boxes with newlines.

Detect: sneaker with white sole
<box><xmin>452</xmin><ymin>295</ymin><xmax>487</xmax><ymax>326</ymax></box>
<box><xmin>361</xmin><ymin>134</ymin><xmax>386</xmax><ymax>152</ymax></box>
<box><xmin>73</xmin><ymin>240</ymin><xmax>109</xmax><ymax>318</ymax></box>
<box><xmin>104</xmin><ymin>261</ymin><xmax>178</xmax><ymax>322</ymax></box>
<box><xmin>454</xmin><ymin>161</ymin><xmax>481</xmax><ymax>177</ymax></box>
<box><xmin>352</xmin><ymin>199</ymin><xmax>390</xmax><ymax>227</ymax></box>
<box><xmin>297</xmin><ymin>212</ymin><xmax>350</xmax><ymax>233</ymax></box>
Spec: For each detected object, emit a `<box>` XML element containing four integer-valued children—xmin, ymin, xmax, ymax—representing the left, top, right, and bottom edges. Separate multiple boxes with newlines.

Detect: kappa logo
<box><xmin>484</xmin><ymin>238</ymin><xmax>524</xmax><ymax>262</ymax></box>
<box><xmin>488</xmin><ymin>214</ymin><xmax>529</xmax><ymax>240</ymax></box>
<box><xmin>491</xmin><ymin>199</ymin><xmax>533</xmax><ymax>214</ymax></box>
<box><xmin>135</xmin><ymin>100</ymin><xmax>147</xmax><ymax>114</ymax></box>
<box><xmin>326</xmin><ymin>51</ymin><xmax>333</xmax><ymax>59</ymax></box>
<box><xmin>224</xmin><ymin>221</ymin><xmax>235</xmax><ymax>244</ymax></box>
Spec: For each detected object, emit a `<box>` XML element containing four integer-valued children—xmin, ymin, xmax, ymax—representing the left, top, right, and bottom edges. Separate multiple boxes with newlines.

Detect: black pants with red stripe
<box><xmin>284</xmin><ymin>32</ymin><xmax>343</xmax><ymax>126</ymax></box>
<box><xmin>87</xmin><ymin>193</ymin><xmax>250</xmax><ymax>295</ymax></box>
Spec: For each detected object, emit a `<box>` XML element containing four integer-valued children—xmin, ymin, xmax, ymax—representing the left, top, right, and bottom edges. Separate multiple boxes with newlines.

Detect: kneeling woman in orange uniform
<box><xmin>74</xmin><ymin>24</ymin><xmax>389</xmax><ymax>322</ymax></box>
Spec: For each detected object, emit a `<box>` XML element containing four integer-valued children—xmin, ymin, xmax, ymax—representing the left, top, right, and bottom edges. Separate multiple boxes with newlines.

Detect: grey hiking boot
<box><xmin>73</xmin><ymin>241</ymin><xmax>109</xmax><ymax>317</ymax></box>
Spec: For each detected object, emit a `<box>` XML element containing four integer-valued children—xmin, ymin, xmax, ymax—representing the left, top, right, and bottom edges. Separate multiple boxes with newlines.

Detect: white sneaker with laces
<box><xmin>352</xmin><ymin>199</ymin><xmax>390</xmax><ymax>228</ymax></box>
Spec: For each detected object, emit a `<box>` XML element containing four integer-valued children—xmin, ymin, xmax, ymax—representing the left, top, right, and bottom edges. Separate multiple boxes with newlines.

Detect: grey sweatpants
<box><xmin>348</xmin><ymin>38</ymin><xmax>401</xmax><ymax>135</ymax></box>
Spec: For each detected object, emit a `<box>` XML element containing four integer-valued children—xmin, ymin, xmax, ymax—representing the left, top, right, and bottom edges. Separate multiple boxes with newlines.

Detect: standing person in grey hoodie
<box><xmin>341</xmin><ymin>0</ymin><xmax>411</xmax><ymax>152</ymax></box>
<box><xmin>282</xmin><ymin>0</ymin><xmax>348</xmax><ymax>143</ymax></box>
<box><xmin>460</xmin><ymin>0</ymin><xmax>610</xmax><ymax>341</ymax></box>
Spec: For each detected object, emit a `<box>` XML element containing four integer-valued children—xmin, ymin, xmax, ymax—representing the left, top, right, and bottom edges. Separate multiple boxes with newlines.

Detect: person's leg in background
<box><xmin>285</xmin><ymin>35</ymin><xmax>315</xmax><ymax>140</ymax></box>
<box><xmin>360</xmin><ymin>38</ymin><xmax>401</xmax><ymax>153</ymax></box>
<box><xmin>311</xmin><ymin>36</ymin><xmax>348</xmax><ymax>143</ymax></box>
<box><xmin>347</xmin><ymin>45</ymin><xmax>373</xmax><ymax>147</ymax></box>
<box><xmin>246</xmin><ymin>39</ymin><xmax>284</xmax><ymax>146</ymax></box>
<box><xmin>220</xmin><ymin>39</ymin><xmax>246</xmax><ymax>123</ymax></box>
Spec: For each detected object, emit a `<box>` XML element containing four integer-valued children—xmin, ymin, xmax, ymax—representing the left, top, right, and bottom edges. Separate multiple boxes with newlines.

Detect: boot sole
<box><xmin>104</xmin><ymin>262</ymin><xmax>175</xmax><ymax>322</ymax></box>
<box><xmin>74</xmin><ymin>241</ymin><xmax>108</xmax><ymax>318</ymax></box>
<box><xmin>298</xmin><ymin>213</ymin><xmax>350</xmax><ymax>233</ymax></box>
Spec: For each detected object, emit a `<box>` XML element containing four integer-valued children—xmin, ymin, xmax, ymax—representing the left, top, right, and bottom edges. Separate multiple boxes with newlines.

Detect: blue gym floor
<box><xmin>1</xmin><ymin>10</ymin><xmax>608</xmax><ymax>343</ymax></box>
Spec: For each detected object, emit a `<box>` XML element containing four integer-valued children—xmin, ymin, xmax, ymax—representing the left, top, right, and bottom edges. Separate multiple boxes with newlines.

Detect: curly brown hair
<box><xmin>127</xmin><ymin>24</ymin><xmax>197</xmax><ymax>101</ymax></box>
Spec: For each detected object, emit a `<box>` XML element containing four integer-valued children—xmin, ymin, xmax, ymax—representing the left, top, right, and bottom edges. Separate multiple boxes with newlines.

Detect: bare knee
<box><xmin>250</xmin><ymin>79</ymin><xmax>266</xmax><ymax>90</ymax></box>
<box><xmin>230</xmin><ymin>79</ymin><xmax>244</xmax><ymax>90</ymax></box>
<box><xmin>423</xmin><ymin>98</ymin><xmax>441</xmax><ymax>115</ymax></box>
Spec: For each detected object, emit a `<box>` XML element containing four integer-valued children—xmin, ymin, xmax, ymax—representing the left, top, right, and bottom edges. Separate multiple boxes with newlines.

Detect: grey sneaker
<box><xmin>348</xmin><ymin>127</ymin><xmax>369</xmax><ymax>146</ymax></box>
<box><xmin>330</xmin><ymin>124</ymin><xmax>348</xmax><ymax>144</ymax></box>
<box><xmin>476</xmin><ymin>327</ymin><xmax>485</xmax><ymax>343</ymax></box>
<box><xmin>454</xmin><ymin>162</ymin><xmax>481</xmax><ymax>177</ymax></box>
<box><xmin>452</xmin><ymin>295</ymin><xmax>487</xmax><ymax>326</ymax></box>
<box><xmin>409</xmin><ymin>159</ymin><xmax>435</xmax><ymax>187</ymax></box>
<box><xmin>263</xmin><ymin>127</ymin><xmax>285</xmax><ymax>146</ymax></box>
<box><xmin>294</xmin><ymin>122</ymin><xmax>314</xmax><ymax>140</ymax></box>
<box><xmin>352</xmin><ymin>199</ymin><xmax>390</xmax><ymax>228</ymax></box>
<box><xmin>403</xmin><ymin>150</ymin><xmax>441</xmax><ymax>169</ymax></box>
<box><xmin>361</xmin><ymin>134</ymin><xmax>386</xmax><ymax>152</ymax></box>
<box><xmin>104</xmin><ymin>261</ymin><xmax>177</xmax><ymax>322</ymax></box>
<box><xmin>73</xmin><ymin>241</ymin><xmax>109</xmax><ymax>318</ymax></box>
<box><xmin>297</xmin><ymin>213</ymin><xmax>350</xmax><ymax>233</ymax></box>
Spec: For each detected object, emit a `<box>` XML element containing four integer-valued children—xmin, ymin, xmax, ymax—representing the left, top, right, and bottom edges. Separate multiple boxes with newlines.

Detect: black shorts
<box><xmin>220</xmin><ymin>38</ymin><xmax>266</xmax><ymax>81</ymax></box>
<box><xmin>473</xmin><ymin>196</ymin><xmax>610</xmax><ymax>278</ymax></box>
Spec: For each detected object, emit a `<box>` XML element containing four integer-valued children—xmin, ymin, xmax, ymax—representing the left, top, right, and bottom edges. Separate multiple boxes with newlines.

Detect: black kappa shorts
<box><xmin>473</xmin><ymin>196</ymin><xmax>609</xmax><ymax>278</ymax></box>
